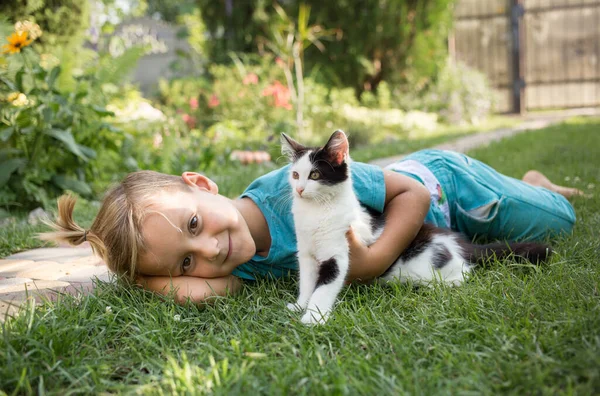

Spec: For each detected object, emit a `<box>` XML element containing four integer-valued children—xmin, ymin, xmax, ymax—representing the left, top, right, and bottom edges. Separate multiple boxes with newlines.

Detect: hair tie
<box><xmin>83</xmin><ymin>229</ymin><xmax>88</xmax><ymax>242</ymax></box>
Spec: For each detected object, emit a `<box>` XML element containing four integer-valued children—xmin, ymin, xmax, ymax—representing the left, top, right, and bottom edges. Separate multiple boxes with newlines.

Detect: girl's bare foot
<box><xmin>522</xmin><ymin>170</ymin><xmax>588</xmax><ymax>198</ymax></box>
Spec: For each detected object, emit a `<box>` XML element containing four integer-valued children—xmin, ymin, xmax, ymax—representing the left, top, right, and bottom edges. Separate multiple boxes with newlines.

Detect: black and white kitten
<box><xmin>282</xmin><ymin>130</ymin><xmax>552</xmax><ymax>325</ymax></box>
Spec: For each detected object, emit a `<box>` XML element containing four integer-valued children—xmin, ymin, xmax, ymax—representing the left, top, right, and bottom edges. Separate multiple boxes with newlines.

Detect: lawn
<box><xmin>1</xmin><ymin>118</ymin><xmax>599</xmax><ymax>394</ymax></box>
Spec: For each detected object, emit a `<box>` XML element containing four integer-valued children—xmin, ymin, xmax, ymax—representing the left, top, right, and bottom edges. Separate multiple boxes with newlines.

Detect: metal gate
<box><xmin>452</xmin><ymin>0</ymin><xmax>600</xmax><ymax>113</ymax></box>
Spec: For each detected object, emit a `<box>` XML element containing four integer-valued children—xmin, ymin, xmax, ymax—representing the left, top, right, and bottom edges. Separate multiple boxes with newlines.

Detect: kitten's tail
<box><xmin>463</xmin><ymin>241</ymin><xmax>553</xmax><ymax>265</ymax></box>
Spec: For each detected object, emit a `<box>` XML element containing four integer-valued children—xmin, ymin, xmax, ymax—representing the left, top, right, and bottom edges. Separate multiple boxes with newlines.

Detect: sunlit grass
<box><xmin>1</xmin><ymin>118</ymin><xmax>599</xmax><ymax>393</ymax></box>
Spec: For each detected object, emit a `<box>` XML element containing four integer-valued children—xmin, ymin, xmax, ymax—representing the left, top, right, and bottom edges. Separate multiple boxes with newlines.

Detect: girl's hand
<box><xmin>345</xmin><ymin>170</ymin><xmax>431</xmax><ymax>283</ymax></box>
<box><xmin>346</xmin><ymin>227</ymin><xmax>373</xmax><ymax>283</ymax></box>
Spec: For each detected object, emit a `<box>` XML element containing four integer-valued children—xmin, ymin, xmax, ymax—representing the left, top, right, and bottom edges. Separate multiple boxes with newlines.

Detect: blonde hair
<box><xmin>40</xmin><ymin>170</ymin><xmax>189</xmax><ymax>281</ymax></box>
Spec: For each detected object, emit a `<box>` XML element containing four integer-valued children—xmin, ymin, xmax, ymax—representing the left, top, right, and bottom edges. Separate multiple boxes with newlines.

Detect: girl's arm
<box><xmin>136</xmin><ymin>275</ymin><xmax>242</xmax><ymax>304</ymax></box>
<box><xmin>347</xmin><ymin>169</ymin><xmax>430</xmax><ymax>282</ymax></box>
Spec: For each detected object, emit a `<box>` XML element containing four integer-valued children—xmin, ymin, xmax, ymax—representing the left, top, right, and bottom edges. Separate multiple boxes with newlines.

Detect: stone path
<box><xmin>369</xmin><ymin>107</ymin><xmax>600</xmax><ymax>168</ymax></box>
<box><xmin>0</xmin><ymin>245</ymin><xmax>112</xmax><ymax>322</ymax></box>
<box><xmin>1</xmin><ymin>108</ymin><xmax>598</xmax><ymax>322</ymax></box>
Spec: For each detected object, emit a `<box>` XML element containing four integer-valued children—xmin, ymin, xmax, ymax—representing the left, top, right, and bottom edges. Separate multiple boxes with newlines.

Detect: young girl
<box><xmin>42</xmin><ymin>149</ymin><xmax>579</xmax><ymax>304</ymax></box>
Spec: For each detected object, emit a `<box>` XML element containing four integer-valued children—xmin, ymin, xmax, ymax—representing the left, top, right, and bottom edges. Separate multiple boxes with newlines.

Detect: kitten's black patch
<box><xmin>308</xmin><ymin>149</ymin><xmax>348</xmax><ymax>186</ymax></box>
<box><xmin>398</xmin><ymin>224</ymin><xmax>437</xmax><ymax>261</ymax></box>
<box><xmin>362</xmin><ymin>205</ymin><xmax>386</xmax><ymax>234</ymax></box>
<box><xmin>432</xmin><ymin>245</ymin><xmax>452</xmax><ymax>269</ymax></box>
<box><xmin>380</xmin><ymin>224</ymin><xmax>451</xmax><ymax>277</ymax></box>
<box><xmin>316</xmin><ymin>258</ymin><xmax>339</xmax><ymax>287</ymax></box>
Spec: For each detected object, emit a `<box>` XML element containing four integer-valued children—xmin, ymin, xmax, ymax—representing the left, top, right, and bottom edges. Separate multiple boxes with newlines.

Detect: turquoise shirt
<box><xmin>232</xmin><ymin>162</ymin><xmax>386</xmax><ymax>280</ymax></box>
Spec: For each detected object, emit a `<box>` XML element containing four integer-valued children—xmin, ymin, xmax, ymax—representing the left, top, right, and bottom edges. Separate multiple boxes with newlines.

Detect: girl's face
<box><xmin>137</xmin><ymin>173</ymin><xmax>256</xmax><ymax>278</ymax></box>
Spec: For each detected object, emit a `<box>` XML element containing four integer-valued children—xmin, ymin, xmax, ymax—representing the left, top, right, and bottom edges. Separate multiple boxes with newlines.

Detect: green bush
<box><xmin>153</xmin><ymin>54</ymin><xmax>443</xmax><ymax>152</ymax></box>
<box><xmin>412</xmin><ymin>59</ymin><xmax>495</xmax><ymax>125</ymax></box>
<box><xmin>0</xmin><ymin>27</ymin><xmax>124</xmax><ymax>210</ymax></box>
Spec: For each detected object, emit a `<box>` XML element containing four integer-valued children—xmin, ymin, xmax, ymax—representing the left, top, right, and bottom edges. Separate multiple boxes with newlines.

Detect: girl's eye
<box><xmin>292</xmin><ymin>171</ymin><xmax>299</xmax><ymax>179</ymax></box>
<box><xmin>309</xmin><ymin>171</ymin><xmax>320</xmax><ymax>180</ymax></box>
<box><xmin>181</xmin><ymin>256</ymin><xmax>192</xmax><ymax>273</ymax></box>
<box><xmin>189</xmin><ymin>215</ymin><xmax>198</xmax><ymax>232</ymax></box>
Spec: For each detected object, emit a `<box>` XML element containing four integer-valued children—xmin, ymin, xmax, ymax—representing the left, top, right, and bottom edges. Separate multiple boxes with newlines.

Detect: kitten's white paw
<box><xmin>287</xmin><ymin>302</ymin><xmax>303</xmax><ymax>313</ymax></box>
<box><xmin>301</xmin><ymin>310</ymin><xmax>329</xmax><ymax>325</ymax></box>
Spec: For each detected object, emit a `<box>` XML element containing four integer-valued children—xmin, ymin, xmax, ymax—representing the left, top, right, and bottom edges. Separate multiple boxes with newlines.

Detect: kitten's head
<box><xmin>281</xmin><ymin>130</ymin><xmax>350</xmax><ymax>199</ymax></box>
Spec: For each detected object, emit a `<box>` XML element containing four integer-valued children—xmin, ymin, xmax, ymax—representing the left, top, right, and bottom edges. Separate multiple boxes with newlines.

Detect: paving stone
<box><xmin>65</xmin><ymin>255</ymin><xmax>106</xmax><ymax>267</ymax></box>
<box><xmin>0</xmin><ymin>279</ymin><xmax>70</xmax><ymax>294</ymax></box>
<box><xmin>16</xmin><ymin>261</ymin><xmax>97</xmax><ymax>281</ymax></box>
<box><xmin>0</xmin><ymin>260</ymin><xmax>61</xmax><ymax>278</ymax></box>
<box><xmin>0</xmin><ymin>289</ymin><xmax>46</xmax><ymax>304</ymax></box>
<box><xmin>0</xmin><ymin>277</ymin><xmax>34</xmax><ymax>289</ymax></box>
<box><xmin>0</xmin><ymin>259</ymin><xmax>36</xmax><ymax>276</ymax></box>
<box><xmin>6</xmin><ymin>247</ymin><xmax>94</xmax><ymax>263</ymax></box>
<box><xmin>49</xmin><ymin>281</ymin><xmax>96</xmax><ymax>299</ymax></box>
<box><xmin>58</xmin><ymin>266</ymin><xmax>113</xmax><ymax>283</ymax></box>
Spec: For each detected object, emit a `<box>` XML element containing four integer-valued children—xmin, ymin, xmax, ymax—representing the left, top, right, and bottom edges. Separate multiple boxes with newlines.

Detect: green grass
<box><xmin>1</xmin><ymin>118</ymin><xmax>599</xmax><ymax>394</ymax></box>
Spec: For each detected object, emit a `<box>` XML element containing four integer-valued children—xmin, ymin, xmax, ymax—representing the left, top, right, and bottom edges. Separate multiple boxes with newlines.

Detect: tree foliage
<box><xmin>195</xmin><ymin>0</ymin><xmax>456</xmax><ymax>94</ymax></box>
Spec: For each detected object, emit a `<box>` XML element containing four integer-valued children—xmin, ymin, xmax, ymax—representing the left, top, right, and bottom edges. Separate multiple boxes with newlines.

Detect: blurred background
<box><xmin>1</xmin><ymin>0</ymin><xmax>598</xmax><ymax>212</ymax></box>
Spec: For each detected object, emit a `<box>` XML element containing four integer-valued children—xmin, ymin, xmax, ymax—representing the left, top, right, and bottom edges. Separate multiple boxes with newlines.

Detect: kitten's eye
<box><xmin>189</xmin><ymin>215</ymin><xmax>198</xmax><ymax>233</ymax></box>
<box><xmin>309</xmin><ymin>171</ymin><xmax>320</xmax><ymax>180</ymax></box>
<box><xmin>181</xmin><ymin>256</ymin><xmax>192</xmax><ymax>273</ymax></box>
<box><xmin>292</xmin><ymin>171</ymin><xmax>299</xmax><ymax>180</ymax></box>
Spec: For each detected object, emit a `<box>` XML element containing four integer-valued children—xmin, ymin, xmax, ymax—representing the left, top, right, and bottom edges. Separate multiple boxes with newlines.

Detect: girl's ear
<box><xmin>280</xmin><ymin>133</ymin><xmax>305</xmax><ymax>161</ymax></box>
<box><xmin>181</xmin><ymin>172</ymin><xmax>219</xmax><ymax>194</ymax></box>
<box><xmin>323</xmin><ymin>130</ymin><xmax>349</xmax><ymax>166</ymax></box>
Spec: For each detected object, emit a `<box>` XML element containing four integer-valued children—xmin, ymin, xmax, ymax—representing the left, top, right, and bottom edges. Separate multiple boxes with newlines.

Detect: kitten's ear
<box><xmin>280</xmin><ymin>133</ymin><xmax>304</xmax><ymax>161</ymax></box>
<box><xmin>323</xmin><ymin>130</ymin><xmax>349</xmax><ymax>166</ymax></box>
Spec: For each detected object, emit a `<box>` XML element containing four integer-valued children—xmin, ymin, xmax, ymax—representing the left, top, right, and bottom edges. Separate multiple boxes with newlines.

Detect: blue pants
<box><xmin>395</xmin><ymin>150</ymin><xmax>576</xmax><ymax>241</ymax></box>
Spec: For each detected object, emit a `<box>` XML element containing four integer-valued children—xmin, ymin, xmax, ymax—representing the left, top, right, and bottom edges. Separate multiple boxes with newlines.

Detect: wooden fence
<box><xmin>452</xmin><ymin>0</ymin><xmax>600</xmax><ymax>113</ymax></box>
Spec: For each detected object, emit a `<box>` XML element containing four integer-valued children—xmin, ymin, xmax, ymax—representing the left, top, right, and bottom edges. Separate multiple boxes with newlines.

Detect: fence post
<box><xmin>511</xmin><ymin>0</ymin><xmax>526</xmax><ymax>114</ymax></box>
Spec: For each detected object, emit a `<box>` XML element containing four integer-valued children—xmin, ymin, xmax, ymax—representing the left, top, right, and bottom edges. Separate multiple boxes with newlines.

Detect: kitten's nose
<box><xmin>296</xmin><ymin>187</ymin><xmax>304</xmax><ymax>196</ymax></box>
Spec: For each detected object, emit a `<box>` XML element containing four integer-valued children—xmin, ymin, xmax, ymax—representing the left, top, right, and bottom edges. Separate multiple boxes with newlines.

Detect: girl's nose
<box><xmin>196</xmin><ymin>238</ymin><xmax>220</xmax><ymax>261</ymax></box>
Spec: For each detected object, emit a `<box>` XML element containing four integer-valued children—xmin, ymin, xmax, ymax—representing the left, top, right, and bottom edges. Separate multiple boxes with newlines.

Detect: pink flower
<box><xmin>262</xmin><ymin>80</ymin><xmax>292</xmax><ymax>110</ymax></box>
<box><xmin>275</xmin><ymin>57</ymin><xmax>286</xmax><ymax>68</ymax></box>
<box><xmin>243</xmin><ymin>73</ymin><xmax>258</xmax><ymax>85</ymax></box>
<box><xmin>189</xmin><ymin>97</ymin><xmax>199</xmax><ymax>109</ymax></box>
<box><xmin>208</xmin><ymin>94</ymin><xmax>220</xmax><ymax>108</ymax></box>
<box><xmin>182</xmin><ymin>113</ymin><xmax>196</xmax><ymax>129</ymax></box>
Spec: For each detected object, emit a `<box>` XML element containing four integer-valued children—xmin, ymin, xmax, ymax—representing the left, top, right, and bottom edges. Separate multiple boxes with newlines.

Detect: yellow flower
<box><xmin>15</xmin><ymin>21</ymin><xmax>42</xmax><ymax>41</ymax></box>
<box><xmin>11</xmin><ymin>93</ymin><xmax>30</xmax><ymax>106</ymax></box>
<box><xmin>6</xmin><ymin>92</ymin><xmax>30</xmax><ymax>106</ymax></box>
<box><xmin>7</xmin><ymin>92</ymin><xmax>20</xmax><ymax>102</ymax></box>
<box><xmin>2</xmin><ymin>31</ymin><xmax>33</xmax><ymax>54</ymax></box>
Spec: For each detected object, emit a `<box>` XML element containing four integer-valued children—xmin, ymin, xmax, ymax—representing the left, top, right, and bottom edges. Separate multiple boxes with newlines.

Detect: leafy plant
<box><xmin>0</xmin><ymin>26</ymin><xmax>122</xmax><ymax>210</ymax></box>
<box><xmin>408</xmin><ymin>59</ymin><xmax>495</xmax><ymax>125</ymax></box>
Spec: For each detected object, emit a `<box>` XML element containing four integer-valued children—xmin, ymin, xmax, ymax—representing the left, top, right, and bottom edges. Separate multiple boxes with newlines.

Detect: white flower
<box><xmin>153</xmin><ymin>133</ymin><xmax>163</xmax><ymax>149</ymax></box>
<box><xmin>564</xmin><ymin>176</ymin><xmax>571</xmax><ymax>182</ymax></box>
<box><xmin>574</xmin><ymin>176</ymin><xmax>581</xmax><ymax>182</ymax></box>
<box><xmin>107</xmin><ymin>101</ymin><xmax>166</xmax><ymax>123</ymax></box>
<box><xmin>588</xmin><ymin>183</ymin><xmax>595</xmax><ymax>189</ymax></box>
<box><xmin>105</xmin><ymin>306</ymin><xmax>112</xmax><ymax>313</ymax></box>
<box><xmin>173</xmin><ymin>314</ymin><xmax>181</xmax><ymax>322</ymax></box>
